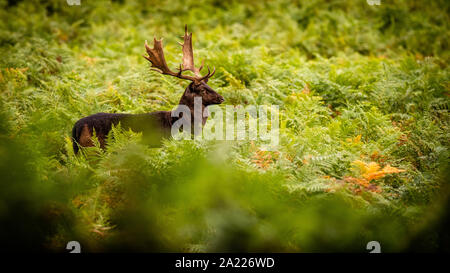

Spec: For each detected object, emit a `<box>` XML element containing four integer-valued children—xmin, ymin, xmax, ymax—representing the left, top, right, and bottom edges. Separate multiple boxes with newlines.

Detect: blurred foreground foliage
<box><xmin>0</xmin><ymin>0</ymin><xmax>449</xmax><ymax>252</ymax></box>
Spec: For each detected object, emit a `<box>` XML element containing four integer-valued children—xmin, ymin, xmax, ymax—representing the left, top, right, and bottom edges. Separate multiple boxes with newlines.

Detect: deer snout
<box><xmin>218</xmin><ymin>95</ymin><xmax>225</xmax><ymax>104</ymax></box>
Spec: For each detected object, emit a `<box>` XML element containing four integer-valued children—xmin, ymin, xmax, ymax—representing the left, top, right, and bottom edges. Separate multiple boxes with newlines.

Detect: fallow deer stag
<box><xmin>72</xmin><ymin>25</ymin><xmax>224</xmax><ymax>154</ymax></box>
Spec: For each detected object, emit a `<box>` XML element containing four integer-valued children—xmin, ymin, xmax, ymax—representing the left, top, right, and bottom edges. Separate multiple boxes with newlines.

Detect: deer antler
<box><xmin>144</xmin><ymin>25</ymin><xmax>215</xmax><ymax>83</ymax></box>
<box><xmin>144</xmin><ymin>38</ymin><xmax>197</xmax><ymax>82</ymax></box>
<box><xmin>180</xmin><ymin>25</ymin><xmax>203</xmax><ymax>77</ymax></box>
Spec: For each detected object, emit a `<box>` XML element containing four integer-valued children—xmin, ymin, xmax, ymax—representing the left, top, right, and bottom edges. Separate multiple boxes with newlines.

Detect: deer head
<box><xmin>144</xmin><ymin>25</ymin><xmax>224</xmax><ymax>107</ymax></box>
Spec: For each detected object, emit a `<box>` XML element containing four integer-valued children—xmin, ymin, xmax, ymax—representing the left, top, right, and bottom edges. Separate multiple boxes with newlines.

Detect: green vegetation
<box><xmin>0</xmin><ymin>0</ymin><xmax>449</xmax><ymax>252</ymax></box>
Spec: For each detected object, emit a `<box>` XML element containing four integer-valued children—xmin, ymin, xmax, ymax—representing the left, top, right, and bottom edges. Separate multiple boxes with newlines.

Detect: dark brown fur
<box><xmin>72</xmin><ymin>82</ymin><xmax>223</xmax><ymax>153</ymax></box>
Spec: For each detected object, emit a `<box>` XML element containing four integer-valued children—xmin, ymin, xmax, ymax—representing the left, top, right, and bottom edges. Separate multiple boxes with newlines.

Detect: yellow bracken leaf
<box><xmin>346</xmin><ymin>135</ymin><xmax>362</xmax><ymax>143</ymax></box>
<box><xmin>381</xmin><ymin>165</ymin><xmax>406</xmax><ymax>174</ymax></box>
<box><xmin>352</xmin><ymin>160</ymin><xmax>405</xmax><ymax>181</ymax></box>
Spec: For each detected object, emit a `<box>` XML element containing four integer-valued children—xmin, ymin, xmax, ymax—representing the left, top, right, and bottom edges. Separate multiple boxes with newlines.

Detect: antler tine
<box><xmin>204</xmin><ymin>66</ymin><xmax>211</xmax><ymax>77</ymax></box>
<box><xmin>199</xmin><ymin>59</ymin><xmax>205</xmax><ymax>72</ymax></box>
<box><xmin>180</xmin><ymin>24</ymin><xmax>201</xmax><ymax>77</ymax></box>
<box><xmin>209</xmin><ymin>66</ymin><xmax>216</xmax><ymax>77</ymax></box>
<box><xmin>199</xmin><ymin>66</ymin><xmax>216</xmax><ymax>82</ymax></box>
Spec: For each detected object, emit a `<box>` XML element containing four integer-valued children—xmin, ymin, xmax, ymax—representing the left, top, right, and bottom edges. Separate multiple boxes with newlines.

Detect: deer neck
<box><xmin>174</xmin><ymin>96</ymin><xmax>208</xmax><ymax>126</ymax></box>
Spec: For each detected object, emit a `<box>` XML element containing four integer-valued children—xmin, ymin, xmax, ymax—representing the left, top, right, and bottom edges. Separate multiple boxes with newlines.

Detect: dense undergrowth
<box><xmin>0</xmin><ymin>0</ymin><xmax>449</xmax><ymax>252</ymax></box>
